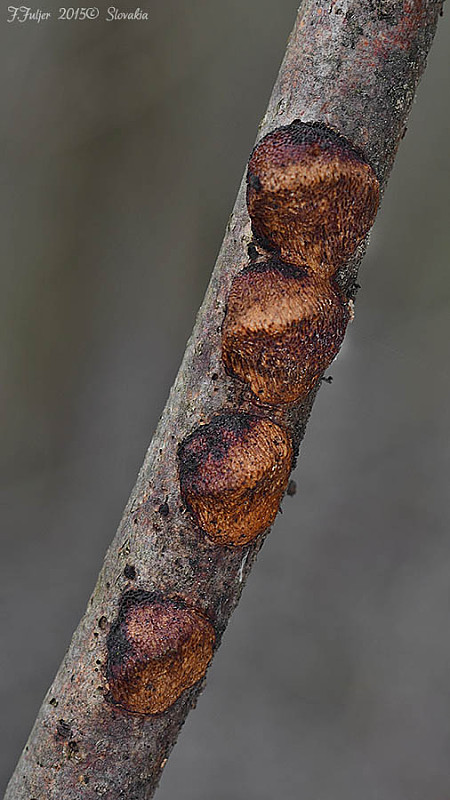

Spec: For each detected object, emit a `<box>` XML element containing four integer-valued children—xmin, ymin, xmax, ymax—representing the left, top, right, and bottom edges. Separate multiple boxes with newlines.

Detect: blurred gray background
<box><xmin>1</xmin><ymin>2</ymin><xmax>450</xmax><ymax>798</ymax></box>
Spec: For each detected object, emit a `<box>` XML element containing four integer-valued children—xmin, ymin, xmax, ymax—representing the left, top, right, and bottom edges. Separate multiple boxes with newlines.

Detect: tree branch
<box><xmin>5</xmin><ymin>1</ymin><xmax>443</xmax><ymax>798</ymax></box>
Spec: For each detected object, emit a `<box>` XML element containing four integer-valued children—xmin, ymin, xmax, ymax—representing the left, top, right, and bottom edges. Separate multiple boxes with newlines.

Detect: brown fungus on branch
<box><xmin>178</xmin><ymin>413</ymin><xmax>293</xmax><ymax>546</ymax></box>
<box><xmin>222</xmin><ymin>260</ymin><xmax>350</xmax><ymax>404</ymax></box>
<box><xmin>106</xmin><ymin>591</ymin><xmax>215</xmax><ymax>715</ymax></box>
<box><xmin>247</xmin><ymin>120</ymin><xmax>380</xmax><ymax>273</ymax></box>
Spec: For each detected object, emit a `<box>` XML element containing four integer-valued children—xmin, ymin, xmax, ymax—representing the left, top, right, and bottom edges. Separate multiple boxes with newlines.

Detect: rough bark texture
<box><xmin>4</xmin><ymin>2</ymin><xmax>442</xmax><ymax>798</ymax></box>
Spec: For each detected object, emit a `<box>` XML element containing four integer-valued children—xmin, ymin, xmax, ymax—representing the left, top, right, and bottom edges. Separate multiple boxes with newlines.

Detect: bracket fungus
<box><xmin>222</xmin><ymin>261</ymin><xmax>350</xmax><ymax>404</ymax></box>
<box><xmin>178</xmin><ymin>413</ymin><xmax>293</xmax><ymax>546</ymax></box>
<box><xmin>106</xmin><ymin>591</ymin><xmax>215</xmax><ymax>715</ymax></box>
<box><xmin>247</xmin><ymin>120</ymin><xmax>380</xmax><ymax>273</ymax></box>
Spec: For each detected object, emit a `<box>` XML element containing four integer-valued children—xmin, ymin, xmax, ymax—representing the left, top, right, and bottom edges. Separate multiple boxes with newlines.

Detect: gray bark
<box><xmin>4</xmin><ymin>1</ymin><xmax>443</xmax><ymax>798</ymax></box>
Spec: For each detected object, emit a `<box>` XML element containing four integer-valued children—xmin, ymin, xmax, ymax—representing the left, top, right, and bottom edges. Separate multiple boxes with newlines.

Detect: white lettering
<box><xmin>7</xmin><ymin>5</ymin><xmax>51</xmax><ymax>22</ymax></box>
<box><xmin>7</xmin><ymin>6</ymin><xmax>20</xmax><ymax>22</ymax></box>
<box><xmin>106</xmin><ymin>6</ymin><xmax>148</xmax><ymax>21</ymax></box>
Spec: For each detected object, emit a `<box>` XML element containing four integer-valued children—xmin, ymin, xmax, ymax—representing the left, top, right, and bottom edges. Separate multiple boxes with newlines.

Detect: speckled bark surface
<box><xmin>4</xmin><ymin>2</ymin><xmax>442</xmax><ymax>798</ymax></box>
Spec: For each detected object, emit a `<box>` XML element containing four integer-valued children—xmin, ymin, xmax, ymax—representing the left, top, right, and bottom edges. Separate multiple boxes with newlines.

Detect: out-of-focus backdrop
<box><xmin>1</xmin><ymin>3</ymin><xmax>450</xmax><ymax>798</ymax></box>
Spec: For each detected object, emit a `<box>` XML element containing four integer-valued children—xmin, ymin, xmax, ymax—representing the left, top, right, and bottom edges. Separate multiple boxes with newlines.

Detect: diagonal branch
<box><xmin>5</xmin><ymin>1</ymin><xmax>443</xmax><ymax>798</ymax></box>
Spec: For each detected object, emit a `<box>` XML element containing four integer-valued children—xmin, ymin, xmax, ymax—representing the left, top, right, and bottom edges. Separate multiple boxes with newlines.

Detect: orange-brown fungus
<box><xmin>178</xmin><ymin>413</ymin><xmax>293</xmax><ymax>546</ymax></box>
<box><xmin>247</xmin><ymin>120</ymin><xmax>380</xmax><ymax>273</ymax></box>
<box><xmin>222</xmin><ymin>261</ymin><xmax>350</xmax><ymax>404</ymax></box>
<box><xmin>107</xmin><ymin>591</ymin><xmax>215</xmax><ymax>714</ymax></box>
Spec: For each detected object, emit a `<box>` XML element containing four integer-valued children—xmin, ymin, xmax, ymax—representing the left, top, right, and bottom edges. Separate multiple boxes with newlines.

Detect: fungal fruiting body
<box><xmin>107</xmin><ymin>591</ymin><xmax>215</xmax><ymax>714</ymax></box>
<box><xmin>178</xmin><ymin>413</ymin><xmax>293</xmax><ymax>546</ymax></box>
<box><xmin>247</xmin><ymin>120</ymin><xmax>380</xmax><ymax>273</ymax></box>
<box><xmin>107</xmin><ymin>122</ymin><xmax>374</xmax><ymax>717</ymax></box>
<box><xmin>222</xmin><ymin>260</ymin><xmax>350</xmax><ymax>404</ymax></box>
